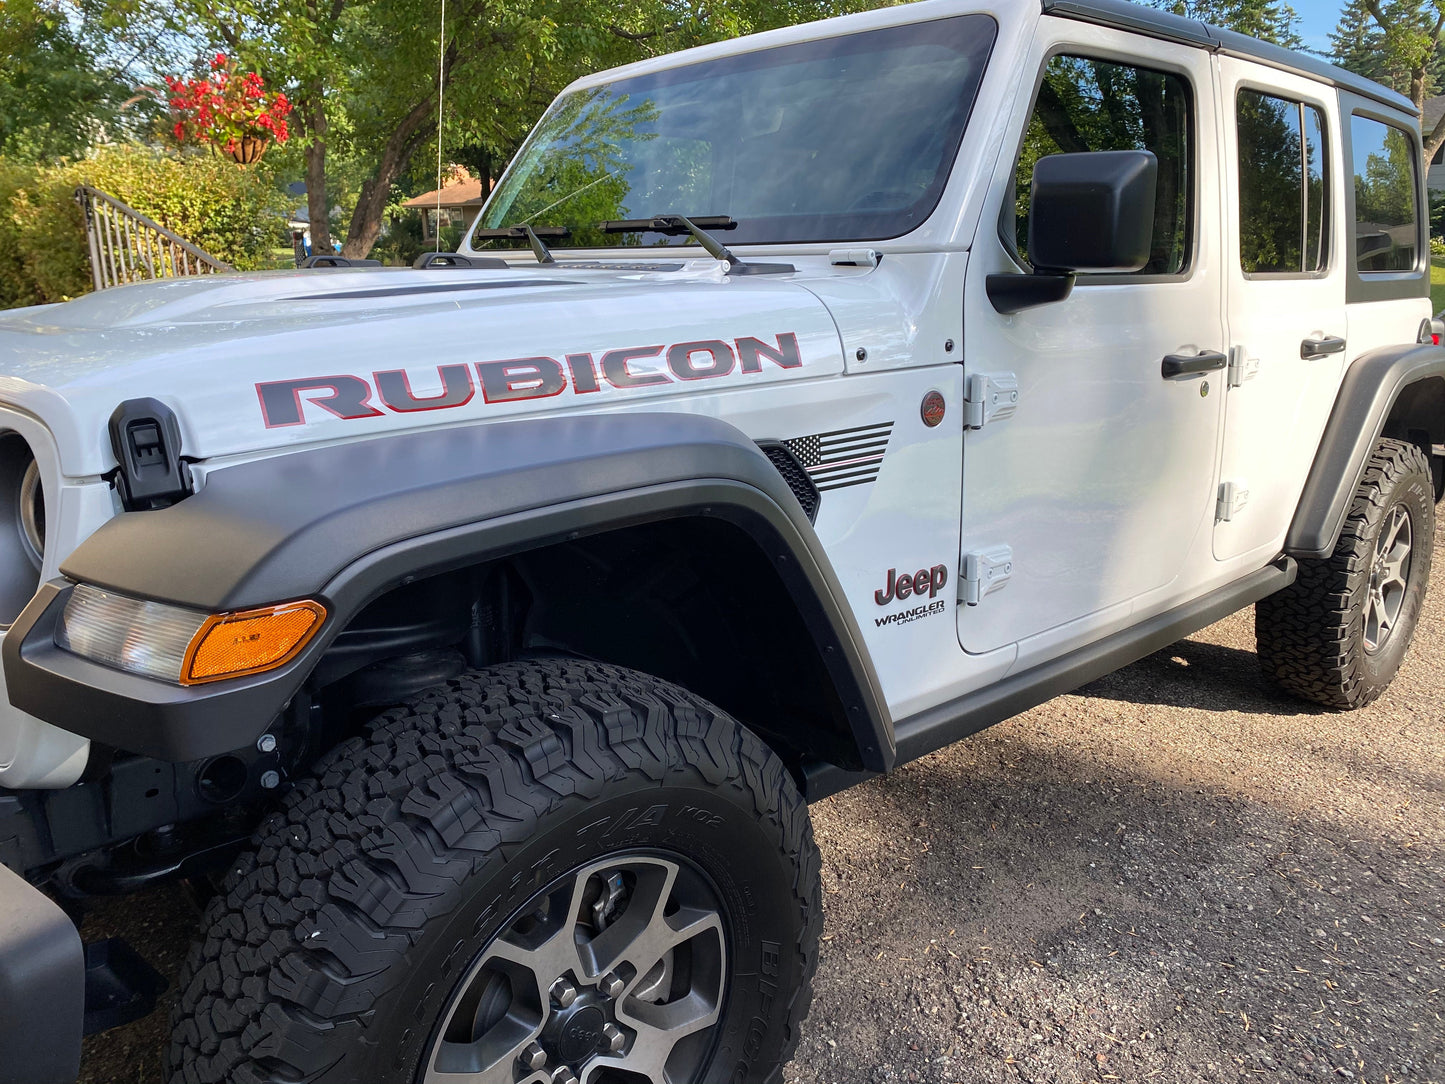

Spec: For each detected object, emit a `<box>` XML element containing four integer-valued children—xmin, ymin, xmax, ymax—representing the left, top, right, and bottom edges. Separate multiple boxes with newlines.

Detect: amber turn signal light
<box><xmin>181</xmin><ymin>600</ymin><xmax>326</xmax><ymax>685</ymax></box>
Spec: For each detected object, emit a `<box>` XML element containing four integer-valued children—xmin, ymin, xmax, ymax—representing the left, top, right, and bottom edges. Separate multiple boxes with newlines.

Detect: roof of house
<box><xmin>402</xmin><ymin>177</ymin><xmax>490</xmax><ymax>210</ymax></box>
<box><xmin>1424</xmin><ymin>94</ymin><xmax>1445</xmax><ymax>134</ymax></box>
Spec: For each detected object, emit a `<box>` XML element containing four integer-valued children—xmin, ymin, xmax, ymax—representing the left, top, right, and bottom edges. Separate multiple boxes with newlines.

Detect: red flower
<box><xmin>163</xmin><ymin>57</ymin><xmax>290</xmax><ymax>155</ymax></box>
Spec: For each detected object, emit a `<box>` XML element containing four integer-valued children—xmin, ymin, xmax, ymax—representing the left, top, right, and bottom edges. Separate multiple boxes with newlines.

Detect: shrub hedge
<box><xmin>0</xmin><ymin>144</ymin><xmax>290</xmax><ymax>309</ymax></box>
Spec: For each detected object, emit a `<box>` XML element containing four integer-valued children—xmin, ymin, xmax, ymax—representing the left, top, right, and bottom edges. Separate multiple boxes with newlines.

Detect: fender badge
<box><xmin>920</xmin><ymin>390</ymin><xmax>946</xmax><ymax>428</ymax></box>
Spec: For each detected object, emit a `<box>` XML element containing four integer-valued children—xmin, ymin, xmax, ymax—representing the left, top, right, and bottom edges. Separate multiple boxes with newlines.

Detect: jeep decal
<box><xmin>255</xmin><ymin>331</ymin><xmax>803</xmax><ymax>427</ymax></box>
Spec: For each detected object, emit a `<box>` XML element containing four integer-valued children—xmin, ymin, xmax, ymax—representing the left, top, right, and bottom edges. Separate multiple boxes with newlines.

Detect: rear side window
<box><xmin>1350</xmin><ymin>114</ymin><xmax>1420</xmax><ymax>273</ymax></box>
<box><xmin>1236</xmin><ymin>90</ymin><xmax>1327</xmax><ymax>274</ymax></box>
<box><xmin>1014</xmin><ymin>55</ymin><xmax>1193</xmax><ymax>276</ymax></box>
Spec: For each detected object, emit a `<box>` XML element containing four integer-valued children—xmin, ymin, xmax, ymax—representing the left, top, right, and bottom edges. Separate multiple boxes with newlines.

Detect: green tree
<box><xmin>0</xmin><ymin>0</ymin><xmax>139</xmax><ymax>160</ymax></box>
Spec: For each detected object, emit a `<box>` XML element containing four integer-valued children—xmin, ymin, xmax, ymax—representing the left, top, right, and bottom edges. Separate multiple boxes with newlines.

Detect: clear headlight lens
<box><xmin>55</xmin><ymin>584</ymin><xmax>325</xmax><ymax>685</ymax></box>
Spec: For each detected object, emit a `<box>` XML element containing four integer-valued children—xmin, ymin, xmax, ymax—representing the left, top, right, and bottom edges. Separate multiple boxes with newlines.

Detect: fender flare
<box><xmin>4</xmin><ymin>413</ymin><xmax>894</xmax><ymax>771</ymax></box>
<box><xmin>1286</xmin><ymin>342</ymin><xmax>1445</xmax><ymax>559</ymax></box>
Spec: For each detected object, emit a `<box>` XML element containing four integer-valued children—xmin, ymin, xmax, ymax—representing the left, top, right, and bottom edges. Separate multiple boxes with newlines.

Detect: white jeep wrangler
<box><xmin>0</xmin><ymin>0</ymin><xmax>1440</xmax><ymax>1081</ymax></box>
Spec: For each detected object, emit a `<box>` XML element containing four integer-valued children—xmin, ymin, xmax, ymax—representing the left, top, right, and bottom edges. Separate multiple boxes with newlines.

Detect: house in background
<box><xmin>1427</xmin><ymin>96</ymin><xmax>1445</xmax><ymax>192</ymax></box>
<box><xmin>404</xmin><ymin>169</ymin><xmax>493</xmax><ymax>241</ymax></box>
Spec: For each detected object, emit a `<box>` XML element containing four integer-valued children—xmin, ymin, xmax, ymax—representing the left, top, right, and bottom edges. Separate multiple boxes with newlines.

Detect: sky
<box><xmin>1291</xmin><ymin>0</ymin><xmax>1347</xmax><ymax>55</ymax></box>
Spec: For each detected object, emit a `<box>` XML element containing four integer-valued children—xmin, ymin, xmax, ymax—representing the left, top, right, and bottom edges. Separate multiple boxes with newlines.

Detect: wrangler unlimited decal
<box><xmin>256</xmin><ymin>332</ymin><xmax>804</xmax><ymax>427</ymax></box>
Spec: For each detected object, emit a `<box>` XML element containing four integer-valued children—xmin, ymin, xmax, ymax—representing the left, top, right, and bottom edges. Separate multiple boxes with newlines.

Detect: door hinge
<box><xmin>1217</xmin><ymin>480</ymin><xmax>1249</xmax><ymax>522</ymax></box>
<box><xmin>1227</xmin><ymin>345</ymin><xmax>1259</xmax><ymax>388</ymax></box>
<box><xmin>963</xmin><ymin>372</ymin><xmax>1019</xmax><ymax>430</ymax></box>
<box><xmin>108</xmin><ymin>397</ymin><xmax>193</xmax><ymax>512</ymax></box>
<box><xmin>961</xmin><ymin>545</ymin><xmax>1013</xmax><ymax>606</ymax></box>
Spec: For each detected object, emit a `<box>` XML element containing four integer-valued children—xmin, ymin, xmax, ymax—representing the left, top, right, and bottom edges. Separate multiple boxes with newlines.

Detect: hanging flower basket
<box><xmin>228</xmin><ymin>135</ymin><xmax>271</xmax><ymax>165</ymax></box>
<box><xmin>165</xmin><ymin>55</ymin><xmax>291</xmax><ymax>167</ymax></box>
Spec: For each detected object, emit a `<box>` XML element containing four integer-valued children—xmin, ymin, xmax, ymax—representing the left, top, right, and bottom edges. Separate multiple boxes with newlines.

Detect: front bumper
<box><xmin>0</xmin><ymin>861</ymin><xmax>82</xmax><ymax>1084</ymax></box>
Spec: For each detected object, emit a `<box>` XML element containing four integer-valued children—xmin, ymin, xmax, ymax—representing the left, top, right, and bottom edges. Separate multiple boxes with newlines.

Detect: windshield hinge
<box><xmin>963</xmin><ymin>372</ymin><xmax>1020</xmax><ymax>430</ymax></box>
<box><xmin>961</xmin><ymin>545</ymin><xmax>1013</xmax><ymax>606</ymax></box>
<box><xmin>108</xmin><ymin>398</ymin><xmax>193</xmax><ymax>511</ymax></box>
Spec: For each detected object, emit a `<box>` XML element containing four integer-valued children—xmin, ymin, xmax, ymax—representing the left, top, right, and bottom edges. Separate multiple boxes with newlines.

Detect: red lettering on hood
<box><xmin>256</xmin><ymin>332</ymin><xmax>804</xmax><ymax>427</ymax></box>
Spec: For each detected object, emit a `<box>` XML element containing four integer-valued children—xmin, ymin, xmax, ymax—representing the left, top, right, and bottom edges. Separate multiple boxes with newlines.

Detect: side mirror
<box><xmin>1029</xmin><ymin>150</ymin><xmax>1158</xmax><ymax>272</ymax></box>
<box><xmin>987</xmin><ymin>149</ymin><xmax>1159</xmax><ymax>314</ymax></box>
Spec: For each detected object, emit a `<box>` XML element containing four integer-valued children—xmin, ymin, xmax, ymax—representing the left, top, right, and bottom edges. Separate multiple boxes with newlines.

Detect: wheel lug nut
<box><xmin>599</xmin><ymin>971</ymin><xmax>625</xmax><ymax>999</ymax></box>
<box><xmin>549</xmin><ymin>1068</ymin><xmax>579</xmax><ymax>1084</ymax></box>
<box><xmin>519</xmin><ymin>1040</ymin><xmax>548</xmax><ymax>1071</ymax></box>
<box><xmin>550</xmin><ymin>977</ymin><xmax>577</xmax><ymax>1008</ymax></box>
<box><xmin>603</xmin><ymin>1021</ymin><xmax>626</xmax><ymax>1052</ymax></box>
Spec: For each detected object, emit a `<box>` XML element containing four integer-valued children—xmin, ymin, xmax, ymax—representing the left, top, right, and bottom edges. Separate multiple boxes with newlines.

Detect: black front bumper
<box><xmin>0</xmin><ymin>862</ymin><xmax>82</xmax><ymax>1084</ymax></box>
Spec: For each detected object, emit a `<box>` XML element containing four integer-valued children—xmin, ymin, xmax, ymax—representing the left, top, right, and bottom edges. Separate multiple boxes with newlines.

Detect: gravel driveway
<box><xmin>79</xmin><ymin>539</ymin><xmax>1445</xmax><ymax>1084</ymax></box>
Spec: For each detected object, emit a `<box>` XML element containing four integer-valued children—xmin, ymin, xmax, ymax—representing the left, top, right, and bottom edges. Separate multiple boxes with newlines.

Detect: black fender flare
<box><xmin>4</xmin><ymin>413</ymin><xmax>894</xmax><ymax>771</ymax></box>
<box><xmin>1286</xmin><ymin>342</ymin><xmax>1445</xmax><ymax>559</ymax></box>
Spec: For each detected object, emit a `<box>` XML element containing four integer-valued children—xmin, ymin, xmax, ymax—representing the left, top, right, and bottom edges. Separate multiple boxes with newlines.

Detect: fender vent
<box><xmin>758</xmin><ymin>442</ymin><xmax>821</xmax><ymax>523</ymax></box>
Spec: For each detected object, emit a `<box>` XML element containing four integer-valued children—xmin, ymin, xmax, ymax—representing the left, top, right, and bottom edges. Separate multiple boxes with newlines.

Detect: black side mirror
<box><xmin>1029</xmin><ymin>150</ymin><xmax>1157</xmax><ymax>272</ymax></box>
<box><xmin>987</xmin><ymin>149</ymin><xmax>1159</xmax><ymax>314</ymax></box>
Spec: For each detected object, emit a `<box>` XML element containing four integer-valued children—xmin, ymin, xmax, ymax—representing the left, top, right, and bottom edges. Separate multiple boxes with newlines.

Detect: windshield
<box><xmin>468</xmin><ymin>15</ymin><xmax>997</xmax><ymax>251</ymax></box>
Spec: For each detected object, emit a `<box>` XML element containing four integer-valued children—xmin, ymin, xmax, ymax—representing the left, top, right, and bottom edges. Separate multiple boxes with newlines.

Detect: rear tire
<box><xmin>1256</xmin><ymin>437</ymin><xmax>1434</xmax><ymax>709</ymax></box>
<box><xmin>168</xmin><ymin>659</ymin><xmax>821</xmax><ymax>1084</ymax></box>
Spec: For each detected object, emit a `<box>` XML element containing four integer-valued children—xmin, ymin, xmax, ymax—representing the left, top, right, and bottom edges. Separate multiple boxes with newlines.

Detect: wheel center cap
<box><xmin>546</xmin><ymin>998</ymin><xmax>608</xmax><ymax>1065</ymax></box>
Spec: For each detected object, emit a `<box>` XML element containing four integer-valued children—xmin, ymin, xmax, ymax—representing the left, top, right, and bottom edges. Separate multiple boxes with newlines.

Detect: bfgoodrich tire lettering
<box><xmin>1258</xmin><ymin>437</ymin><xmax>1434</xmax><ymax>709</ymax></box>
<box><xmin>168</xmin><ymin>660</ymin><xmax>821</xmax><ymax>1084</ymax></box>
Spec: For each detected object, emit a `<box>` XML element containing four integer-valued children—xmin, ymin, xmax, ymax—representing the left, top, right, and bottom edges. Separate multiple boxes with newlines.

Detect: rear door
<box><xmin>1215</xmin><ymin>60</ymin><xmax>1346</xmax><ymax>563</ymax></box>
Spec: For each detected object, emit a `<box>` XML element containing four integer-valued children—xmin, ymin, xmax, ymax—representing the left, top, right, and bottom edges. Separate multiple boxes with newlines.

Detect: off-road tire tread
<box><xmin>1256</xmin><ymin>437</ymin><xmax>1433</xmax><ymax>709</ymax></box>
<box><xmin>167</xmin><ymin>659</ymin><xmax>821</xmax><ymax>1084</ymax></box>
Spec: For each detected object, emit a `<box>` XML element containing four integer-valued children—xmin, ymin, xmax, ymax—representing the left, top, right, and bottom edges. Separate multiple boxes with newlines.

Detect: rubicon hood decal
<box><xmin>257</xmin><ymin>333</ymin><xmax>802</xmax><ymax>428</ymax></box>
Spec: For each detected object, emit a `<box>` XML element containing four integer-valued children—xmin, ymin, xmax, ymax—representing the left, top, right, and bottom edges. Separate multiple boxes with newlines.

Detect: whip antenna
<box><xmin>435</xmin><ymin>0</ymin><xmax>446</xmax><ymax>252</ymax></box>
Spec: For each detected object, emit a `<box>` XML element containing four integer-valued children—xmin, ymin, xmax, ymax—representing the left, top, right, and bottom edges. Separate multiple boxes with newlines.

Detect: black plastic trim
<box><xmin>802</xmin><ymin>558</ymin><xmax>1295</xmax><ymax>800</ymax></box>
<box><xmin>1286</xmin><ymin>342</ymin><xmax>1445</xmax><ymax>558</ymax></box>
<box><xmin>0</xmin><ymin>861</ymin><xmax>83</xmax><ymax>1084</ymax></box>
<box><xmin>8</xmin><ymin>415</ymin><xmax>893</xmax><ymax>771</ymax></box>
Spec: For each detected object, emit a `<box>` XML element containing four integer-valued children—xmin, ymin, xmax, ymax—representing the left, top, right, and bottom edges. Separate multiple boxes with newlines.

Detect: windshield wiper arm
<box><xmin>600</xmin><ymin>215</ymin><xmax>741</xmax><ymax>269</ymax></box>
<box><xmin>471</xmin><ymin>224</ymin><xmax>568</xmax><ymax>264</ymax></box>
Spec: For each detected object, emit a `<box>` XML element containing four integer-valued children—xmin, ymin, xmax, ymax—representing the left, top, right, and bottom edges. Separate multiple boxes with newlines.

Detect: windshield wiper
<box><xmin>471</xmin><ymin>224</ymin><xmax>568</xmax><ymax>265</ymax></box>
<box><xmin>600</xmin><ymin>216</ymin><xmax>741</xmax><ymax>270</ymax></box>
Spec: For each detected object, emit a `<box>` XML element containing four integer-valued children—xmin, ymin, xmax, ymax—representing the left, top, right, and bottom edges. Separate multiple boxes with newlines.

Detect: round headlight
<box><xmin>0</xmin><ymin>434</ymin><xmax>44</xmax><ymax>625</ymax></box>
<box><xmin>18</xmin><ymin>457</ymin><xmax>44</xmax><ymax>569</ymax></box>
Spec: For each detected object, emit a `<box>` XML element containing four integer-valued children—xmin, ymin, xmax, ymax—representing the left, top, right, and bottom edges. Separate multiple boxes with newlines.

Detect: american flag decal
<box><xmin>783</xmin><ymin>421</ymin><xmax>894</xmax><ymax>492</ymax></box>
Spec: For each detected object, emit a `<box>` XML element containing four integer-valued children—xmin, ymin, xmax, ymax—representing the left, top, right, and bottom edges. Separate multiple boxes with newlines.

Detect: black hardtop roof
<box><xmin>1041</xmin><ymin>0</ymin><xmax>1418</xmax><ymax>118</ymax></box>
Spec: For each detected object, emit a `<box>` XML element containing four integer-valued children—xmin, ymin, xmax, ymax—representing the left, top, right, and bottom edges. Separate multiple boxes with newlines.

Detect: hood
<box><xmin>0</xmin><ymin>263</ymin><xmax>846</xmax><ymax>477</ymax></box>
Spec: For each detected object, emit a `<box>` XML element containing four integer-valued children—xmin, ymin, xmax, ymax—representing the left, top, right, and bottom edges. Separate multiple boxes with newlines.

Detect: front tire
<box><xmin>169</xmin><ymin>660</ymin><xmax>821</xmax><ymax>1084</ymax></box>
<box><xmin>1256</xmin><ymin>437</ymin><xmax>1434</xmax><ymax>709</ymax></box>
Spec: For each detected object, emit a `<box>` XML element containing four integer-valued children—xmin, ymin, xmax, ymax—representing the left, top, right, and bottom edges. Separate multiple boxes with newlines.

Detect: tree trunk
<box><xmin>341</xmin><ymin>96</ymin><xmax>436</xmax><ymax>258</ymax></box>
<box><xmin>303</xmin><ymin>81</ymin><xmax>332</xmax><ymax>257</ymax></box>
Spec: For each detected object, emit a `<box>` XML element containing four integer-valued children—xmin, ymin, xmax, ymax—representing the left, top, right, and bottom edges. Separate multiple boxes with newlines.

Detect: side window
<box><xmin>1236</xmin><ymin>90</ymin><xmax>1328</xmax><ymax>274</ymax></box>
<box><xmin>1350</xmin><ymin>114</ymin><xmax>1420</xmax><ymax>272</ymax></box>
<box><xmin>1014</xmin><ymin>55</ymin><xmax>1192</xmax><ymax>275</ymax></box>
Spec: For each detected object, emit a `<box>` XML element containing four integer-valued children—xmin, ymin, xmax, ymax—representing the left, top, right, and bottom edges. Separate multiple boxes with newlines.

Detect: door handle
<box><xmin>1161</xmin><ymin>350</ymin><xmax>1227</xmax><ymax>378</ymax></box>
<box><xmin>1301</xmin><ymin>336</ymin><xmax>1346</xmax><ymax>360</ymax></box>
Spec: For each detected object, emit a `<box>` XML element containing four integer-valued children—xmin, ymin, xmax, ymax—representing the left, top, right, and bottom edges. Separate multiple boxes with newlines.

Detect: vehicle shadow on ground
<box><xmin>796</xmin><ymin>735</ymin><xmax>1442</xmax><ymax>1084</ymax></box>
<box><xmin>1078</xmin><ymin>632</ymin><xmax>1326</xmax><ymax>717</ymax></box>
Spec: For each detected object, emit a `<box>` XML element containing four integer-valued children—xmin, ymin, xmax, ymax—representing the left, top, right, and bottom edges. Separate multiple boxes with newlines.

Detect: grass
<box><xmin>1432</xmin><ymin>257</ymin><xmax>1445</xmax><ymax>314</ymax></box>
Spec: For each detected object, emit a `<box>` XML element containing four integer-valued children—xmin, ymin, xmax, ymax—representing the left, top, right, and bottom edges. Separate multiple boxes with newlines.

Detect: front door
<box><xmin>958</xmin><ymin>24</ymin><xmax>1227</xmax><ymax>659</ymax></box>
<box><xmin>1215</xmin><ymin>58</ymin><xmax>1347</xmax><ymax>564</ymax></box>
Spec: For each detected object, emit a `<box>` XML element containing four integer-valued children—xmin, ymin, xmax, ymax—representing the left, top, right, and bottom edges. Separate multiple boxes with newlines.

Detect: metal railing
<box><xmin>75</xmin><ymin>185</ymin><xmax>230</xmax><ymax>291</ymax></box>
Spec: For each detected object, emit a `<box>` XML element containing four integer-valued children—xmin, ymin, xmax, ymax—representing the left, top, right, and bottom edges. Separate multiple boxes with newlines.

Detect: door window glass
<box><xmin>1014</xmin><ymin>55</ymin><xmax>1192</xmax><ymax>275</ymax></box>
<box><xmin>1350</xmin><ymin>114</ymin><xmax>1420</xmax><ymax>272</ymax></box>
<box><xmin>1236</xmin><ymin>90</ymin><xmax>1328</xmax><ymax>274</ymax></box>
